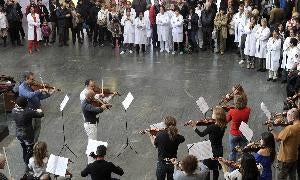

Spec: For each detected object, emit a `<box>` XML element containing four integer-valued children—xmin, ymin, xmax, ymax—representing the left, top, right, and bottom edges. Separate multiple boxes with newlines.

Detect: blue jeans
<box><xmin>229</xmin><ymin>134</ymin><xmax>247</xmax><ymax>162</ymax></box>
<box><xmin>156</xmin><ymin>161</ymin><xmax>174</xmax><ymax>180</ymax></box>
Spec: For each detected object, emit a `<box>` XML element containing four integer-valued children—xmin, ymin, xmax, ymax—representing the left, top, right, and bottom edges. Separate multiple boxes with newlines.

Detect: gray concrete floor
<box><xmin>0</xmin><ymin>38</ymin><xmax>286</xmax><ymax>179</ymax></box>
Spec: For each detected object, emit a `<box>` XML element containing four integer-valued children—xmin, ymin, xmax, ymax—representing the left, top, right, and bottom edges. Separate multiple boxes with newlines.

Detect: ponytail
<box><xmin>167</xmin><ymin>125</ymin><xmax>178</xmax><ymax>141</ymax></box>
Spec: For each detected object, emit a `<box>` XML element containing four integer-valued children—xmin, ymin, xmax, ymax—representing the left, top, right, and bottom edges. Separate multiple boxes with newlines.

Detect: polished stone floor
<box><xmin>0</xmin><ymin>38</ymin><xmax>286</xmax><ymax>179</ymax></box>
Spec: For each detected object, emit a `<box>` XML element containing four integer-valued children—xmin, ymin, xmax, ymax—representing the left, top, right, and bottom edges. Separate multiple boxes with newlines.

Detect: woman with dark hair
<box><xmin>254</xmin><ymin>132</ymin><xmax>275</xmax><ymax>180</ymax></box>
<box><xmin>188</xmin><ymin>106</ymin><xmax>227</xmax><ymax>180</ymax></box>
<box><xmin>148</xmin><ymin>116</ymin><xmax>185</xmax><ymax>180</ymax></box>
<box><xmin>220</xmin><ymin>153</ymin><xmax>260</xmax><ymax>180</ymax></box>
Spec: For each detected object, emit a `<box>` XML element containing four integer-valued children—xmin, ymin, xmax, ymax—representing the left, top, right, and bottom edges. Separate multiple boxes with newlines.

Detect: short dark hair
<box><xmin>96</xmin><ymin>145</ymin><xmax>107</xmax><ymax>156</ymax></box>
<box><xmin>181</xmin><ymin>155</ymin><xmax>198</xmax><ymax>175</ymax></box>
<box><xmin>84</xmin><ymin>79</ymin><xmax>92</xmax><ymax>86</ymax></box>
<box><xmin>16</xmin><ymin>96</ymin><xmax>28</xmax><ymax>108</ymax></box>
<box><xmin>290</xmin><ymin>38</ymin><xmax>298</xmax><ymax>46</ymax></box>
<box><xmin>23</xmin><ymin>71</ymin><xmax>34</xmax><ymax>80</ymax></box>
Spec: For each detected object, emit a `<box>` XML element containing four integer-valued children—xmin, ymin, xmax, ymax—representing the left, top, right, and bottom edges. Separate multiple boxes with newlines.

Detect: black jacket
<box><xmin>189</xmin><ymin>13</ymin><xmax>199</xmax><ymax>31</ymax></box>
<box><xmin>12</xmin><ymin>107</ymin><xmax>44</xmax><ymax>142</ymax></box>
<box><xmin>49</xmin><ymin>2</ymin><xmax>57</xmax><ymax>22</ymax></box>
<box><xmin>88</xmin><ymin>5</ymin><xmax>100</xmax><ymax>24</ymax></box>
<box><xmin>201</xmin><ymin>8</ymin><xmax>215</xmax><ymax>28</ymax></box>
<box><xmin>81</xmin><ymin>159</ymin><xmax>124</xmax><ymax>180</ymax></box>
<box><xmin>81</xmin><ymin>100</ymin><xmax>103</xmax><ymax>124</ymax></box>
<box><xmin>132</xmin><ymin>0</ymin><xmax>147</xmax><ymax>17</ymax></box>
<box><xmin>6</xmin><ymin>3</ymin><xmax>23</xmax><ymax>23</ymax></box>
<box><xmin>56</xmin><ymin>7</ymin><xmax>70</xmax><ymax>27</ymax></box>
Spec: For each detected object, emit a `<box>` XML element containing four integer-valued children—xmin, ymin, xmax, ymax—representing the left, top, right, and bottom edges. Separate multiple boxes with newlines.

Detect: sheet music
<box><xmin>122</xmin><ymin>92</ymin><xmax>134</xmax><ymax>110</ymax></box>
<box><xmin>46</xmin><ymin>154</ymin><xmax>68</xmax><ymax>177</ymax></box>
<box><xmin>150</xmin><ymin>122</ymin><xmax>166</xmax><ymax>129</ymax></box>
<box><xmin>239</xmin><ymin>122</ymin><xmax>253</xmax><ymax>142</ymax></box>
<box><xmin>196</xmin><ymin>97</ymin><xmax>210</xmax><ymax>114</ymax></box>
<box><xmin>187</xmin><ymin>140</ymin><xmax>213</xmax><ymax>160</ymax></box>
<box><xmin>261</xmin><ymin>102</ymin><xmax>271</xmax><ymax>119</ymax></box>
<box><xmin>86</xmin><ymin>139</ymin><xmax>108</xmax><ymax>155</ymax></box>
<box><xmin>60</xmin><ymin>95</ymin><xmax>69</xmax><ymax>112</ymax></box>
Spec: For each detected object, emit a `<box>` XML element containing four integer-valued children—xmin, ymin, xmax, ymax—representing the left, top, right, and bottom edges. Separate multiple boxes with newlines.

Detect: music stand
<box><xmin>58</xmin><ymin>95</ymin><xmax>77</xmax><ymax>158</ymax></box>
<box><xmin>116</xmin><ymin>92</ymin><xmax>138</xmax><ymax>157</ymax></box>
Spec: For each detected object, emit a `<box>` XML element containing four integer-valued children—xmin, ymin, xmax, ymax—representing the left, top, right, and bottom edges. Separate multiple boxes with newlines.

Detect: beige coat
<box><xmin>214</xmin><ymin>12</ymin><xmax>228</xmax><ymax>39</ymax></box>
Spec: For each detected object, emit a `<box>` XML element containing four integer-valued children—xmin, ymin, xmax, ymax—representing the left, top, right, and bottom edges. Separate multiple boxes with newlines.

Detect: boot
<box><xmin>246</xmin><ymin>61</ymin><xmax>251</xmax><ymax>69</ymax></box>
<box><xmin>257</xmin><ymin>58</ymin><xmax>262</xmax><ymax>71</ymax></box>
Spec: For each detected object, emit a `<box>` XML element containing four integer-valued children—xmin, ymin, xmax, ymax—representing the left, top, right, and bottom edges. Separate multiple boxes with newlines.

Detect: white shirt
<box><xmin>28</xmin><ymin>157</ymin><xmax>48</xmax><ymax>177</ymax></box>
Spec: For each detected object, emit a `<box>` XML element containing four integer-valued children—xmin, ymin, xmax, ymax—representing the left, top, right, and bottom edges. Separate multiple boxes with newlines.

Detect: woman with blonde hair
<box><xmin>188</xmin><ymin>106</ymin><xmax>227</xmax><ymax>180</ymax></box>
<box><xmin>28</xmin><ymin>141</ymin><xmax>50</xmax><ymax>180</ymax></box>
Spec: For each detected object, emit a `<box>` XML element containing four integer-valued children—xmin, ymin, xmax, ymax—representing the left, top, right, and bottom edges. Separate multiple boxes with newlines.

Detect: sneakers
<box><xmin>166</xmin><ymin>50</ymin><xmax>170</xmax><ymax>53</ymax></box>
<box><xmin>172</xmin><ymin>51</ymin><xmax>176</xmax><ymax>55</ymax></box>
<box><xmin>179</xmin><ymin>51</ymin><xmax>183</xmax><ymax>55</ymax></box>
<box><xmin>120</xmin><ymin>51</ymin><xmax>125</xmax><ymax>55</ymax></box>
<box><xmin>129</xmin><ymin>50</ymin><xmax>133</xmax><ymax>54</ymax></box>
<box><xmin>250</xmin><ymin>63</ymin><xmax>254</xmax><ymax>69</ymax></box>
<box><xmin>246</xmin><ymin>63</ymin><xmax>250</xmax><ymax>69</ymax></box>
<box><xmin>160</xmin><ymin>49</ymin><xmax>164</xmax><ymax>53</ymax></box>
<box><xmin>239</xmin><ymin>60</ymin><xmax>245</xmax><ymax>65</ymax></box>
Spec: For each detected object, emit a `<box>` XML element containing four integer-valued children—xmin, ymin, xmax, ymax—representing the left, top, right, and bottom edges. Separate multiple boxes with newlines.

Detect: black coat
<box><xmin>88</xmin><ymin>5</ymin><xmax>100</xmax><ymax>24</ymax></box>
<box><xmin>189</xmin><ymin>13</ymin><xmax>199</xmax><ymax>31</ymax></box>
<box><xmin>201</xmin><ymin>8</ymin><xmax>215</xmax><ymax>28</ymax></box>
<box><xmin>132</xmin><ymin>0</ymin><xmax>147</xmax><ymax>17</ymax></box>
<box><xmin>38</xmin><ymin>4</ymin><xmax>49</xmax><ymax>22</ymax></box>
<box><xmin>49</xmin><ymin>2</ymin><xmax>57</xmax><ymax>22</ymax></box>
<box><xmin>6</xmin><ymin>3</ymin><xmax>23</xmax><ymax>23</ymax></box>
<box><xmin>56</xmin><ymin>7</ymin><xmax>70</xmax><ymax>28</ymax></box>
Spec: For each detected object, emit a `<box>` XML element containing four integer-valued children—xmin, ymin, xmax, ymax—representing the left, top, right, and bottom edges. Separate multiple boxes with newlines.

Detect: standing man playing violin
<box><xmin>82</xmin><ymin>90</ymin><xmax>110</xmax><ymax>164</ymax></box>
<box><xmin>18</xmin><ymin>72</ymin><xmax>54</xmax><ymax>143</ymax></box>
<box><xmin>148</xmin><ymin>116</ymin><xmax>185</xmax><ymax>180</ymax></box>
<box><xmin>268</xmin><ymin>108</ymin><xmax>300</xmax><ymax>180</ymax></box>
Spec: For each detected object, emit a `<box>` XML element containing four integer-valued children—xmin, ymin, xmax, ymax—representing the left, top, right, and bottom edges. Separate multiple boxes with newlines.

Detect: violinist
<box><xmin>187</xmin><ymin>106</ymin><xmax>226</xmax><ymax>180</ymax></box>
<box><xmin>18</xmin><ymin>72</ymin><xmax>53</xmax><ymax>143</ymax></box>
<box><xmin>220</xmin><ymin>84</ymin><xmax>247</xmax><ymax>111</ymax></box>
<box><xmin>81</xmin><ymin>145</ymin><xmax>124</xmax><ymax>180</ymax></box>
<box><xmin>227</xmin><ymin>95</ymin><xmax>250</xmax><ymax>162</ymax></box>
<box><xmin>219</xmin><ymin>153</ymin><xmax>260</xmax><ymax>180</ymax></box>
<box><xmin>268</xmin><ymin>108</ymin><xmax>300</xmax><ymax>179</ymax></box>
<box><xmin>82</xmin><ymin>90</ymin><xmax>109</xmax><ymax>138</ymax></box>
<box><xmin>253</xmin><ymin>132</ymin><xmax>275</xmax><ymax>180</ymax></box>
<box><xmin>148</xmin><ymin>116</ymin><xmax>185</xmax><ymax>180</ymax></box>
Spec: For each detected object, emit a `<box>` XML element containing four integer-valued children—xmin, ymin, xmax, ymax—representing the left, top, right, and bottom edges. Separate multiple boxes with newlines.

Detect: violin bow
<box><xmin>39</xmin><ymin>73</ymin><xmax>46</xmax><ymax>91</ymax></box>
<box><xmin>101</xmin><ymin>79</ymin><xmax>104</xmax><ymax>95</ymax></box>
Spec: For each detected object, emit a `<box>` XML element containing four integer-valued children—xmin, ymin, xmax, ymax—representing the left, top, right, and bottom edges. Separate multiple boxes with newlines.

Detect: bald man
<box><xmin>269</xmin><ymin>108</ymin><xmax>300</xmax><ymax>180</ymax></box>
<box><xmin>0</xmin><ymin>154</ymin><xmax>8</xmax><ymax>180</ymax></box>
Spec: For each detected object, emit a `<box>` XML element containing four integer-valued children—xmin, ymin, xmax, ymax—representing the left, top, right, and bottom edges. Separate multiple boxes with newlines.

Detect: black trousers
<box><xmin>135</xmin><ymin>44</ymin><xmax>145</xmax><ymax>53</ymax></box>
<box><xmin>18</xmin><ymin>21</ymin><xmax>25</xmax><ymax>38</ymax></box>
<box><xmin>156</xmin><ymin>161</ymin><xmax>174</xmax><ymax>180</ymax></box>
<box><xmin>203</xmin><ymin>158</ymin><xmax>220</xmax><ymax>180</ymax></box>
<box><xmin>152</xmin><ymin>24</ymin><xmax>159</xmax><ymax>47</ymax></box>
<box><xmin>202</xmin><ymin>27</ymin><xmax>213</xmax><ymax>50</ymax></box>
<box><xmin>71</xmin><ymin>26</ymin><xmax>81</xmax><ymax>43</ymax></box>
<box><xmin>93</xmin><ymin>24</ymin><xmax>99</xmax><ymax>43</ymax></box>
<box><xmin>174</xmin><ymin>42</ymin><xmax>183</xmax><ymax>52</ymax></box>
<box><xmin>98</xmin><ymin>26</ymin><xmax>106</xmax><ymax>44</ymax></box>
<box><xmin>18</xmin><ymin>138</ymin><xmax>33</xmax><ymax>165</ymax></box>
<box><xmin>8</xmin><ymin>21</ymin><xmax>21</xmax><ymax>44</ymax></box>
<box><xmin>58</xmin><ymin>26</ymin><xmax>68</xmax><ymax>45</ymax></box>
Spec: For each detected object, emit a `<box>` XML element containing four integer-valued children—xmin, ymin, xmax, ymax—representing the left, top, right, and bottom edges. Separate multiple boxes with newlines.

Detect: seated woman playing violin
<box><xmin>187</xmin><ymin>106</ymin><xmax>227</xmax><ymax>180</ymax></box>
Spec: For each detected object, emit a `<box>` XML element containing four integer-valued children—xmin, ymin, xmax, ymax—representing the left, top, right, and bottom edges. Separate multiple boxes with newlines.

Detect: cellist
<box><xmin>18</xmin><ymin>71</ymin><xmax>54</xmax><ymax>143</ymax></box>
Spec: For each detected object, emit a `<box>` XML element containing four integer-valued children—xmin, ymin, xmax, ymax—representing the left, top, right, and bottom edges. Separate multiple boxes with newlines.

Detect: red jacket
<box><xmin>149</xmin><ymin>5</ymin><xmax>156</xmax><ymax>26</ymax></box>
<box><xmin>226</xmin><ymin>107</ymin><xmax>251</xmax><ymax>136</ymax></box>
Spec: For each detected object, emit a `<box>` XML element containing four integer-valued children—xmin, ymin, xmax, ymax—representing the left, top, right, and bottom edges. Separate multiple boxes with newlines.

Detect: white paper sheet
<box><xmin>187</xmin><ymin>140</ymin><xmax>213</xmax><ymax>160</ymax></box>
<box><xmin>260</xmin><ymin>102</ymin><xmax>271</xmax><ymax>119</ymax></box>
<box><xmin>150</xmin><ymin>122</ymin><xmax>166</xmax><ymax>129</ymax></box>
<box><xmin>239</xmin><ymin>122</ymin><xmax>253</xmax><ymax>142</ymax></box>
<box><xmin>86</xmin><ymin>139</ymin><xmax>108</xmax><ymax>155</ymax></box>
<box><xmin>46</xmin><ymin>154</ymin><xmax>68</xmax><ymax>177</ymax></box>
<box><xmin>196</xmin><ymin>97</ymin><xmax>210</xmax><ymax>114</ymax></box>
<box><xmin>122</xmin><ymin>92</ymin><xmax>134</xmax><ymax>110</ymax></box>
<box><xmin>60</xmin><ymin>95</ymin><xmax>69</xmax><ymax>112</ymax></box>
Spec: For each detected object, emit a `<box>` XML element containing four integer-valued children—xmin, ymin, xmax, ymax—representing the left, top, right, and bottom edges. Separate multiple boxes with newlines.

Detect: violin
<box><xmin>91</xmin><ymin>98</ymin><xmax>112</xmax><ymax>109</ymax></box>
<box><xmin>93</xmin><ymin>85</ymin><xmax>121</xmax><ymax>98</ymax></box>
<box><xmin>264</xmin><ymin>119</ymin><xmax>292</xmax><ymax>127</ymax></box>
<box><xmin>214</xmin><ymin>157</ymin><xmax>240</xmax><ymax>169</ymax></box>
<box><xmin>139</xmin><ymin>127</ymin><xmax>165</xmax><ymax>136</ymax></box>
<box><xmin>221</xmin><ymin>105</ymin><xmax>235</xmax><ymax>112</ymax></box>
<box><xmin>218</xmin><ymin>84</ymin><xmax>242</xmax><ymax>107</ymax></box>
<box><xmin>184</xmin><ymin>119</ymin><xmax>215</xmax><ymax>126</ymax></box>
<box><xmin>286</xmin><ymin>93</ymin><xmax>300</xmax><ymax>108</ymax></box>
<box><xmin>30</xmin><ymin>80</ymin><xmax>61</xmax><ymax>92</ymax></box>
<box><xmin>235</xmin><ymin>142</ymin><xmax>265</xmax><ymax>153</ymax></box>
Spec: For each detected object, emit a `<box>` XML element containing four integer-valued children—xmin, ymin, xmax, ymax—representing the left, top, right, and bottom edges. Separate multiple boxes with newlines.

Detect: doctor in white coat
<box><xmin>134</xmin><ymin>12</ymin><xmax>147</xmax><ymax>54</ymax></box>
<box><xmin>144</xmin><ymin>5</ymin><xmax>152</xmax><ymax>46</ymax></box>
<box><xmin>255</xmin><ymin>18</ymin><xmax>270</xmax><ymax>72</ymax></box>
<box><xmin>266</xmin><ymin>29</ymin><xmax>282</xmax><ymax>82</ymax></box>
<box><xmin>120</xmin><ymin>10</ymin><xmax>135</xmax><ymax>54</ymax></box>
<box><xmin>156</xmin><ymin>6</ymin><xmax>170</xmax><ymax>53</ymax></box>
<box><xmin>281</xmin><ymin>29</ymin><xmax>296</xmax><ymax>82</ymax></box>
<box><xmin>27</xmin><ymin>6</ymin><xmax>42</xmax><ymax>54</ymax></box>
<box><xmin>244</xmin><ymin>17</ymin><xmax>259</xmax><ymax>69</ymax></box>
<box><xmin>171</xmin><ymin>8</ymin><xmax>184</xmax><ymax>55</ymax></box>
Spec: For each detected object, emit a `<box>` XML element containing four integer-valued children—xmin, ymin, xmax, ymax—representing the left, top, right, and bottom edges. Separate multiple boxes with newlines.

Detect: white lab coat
<box><xmin>27</xmin><ymin>13</ymin><xmax>42</xmax><ymax>41</ymax></box>
<box><xmin>123</xmin><ymin>8</ymin><xmax>136</xmax><ymax>18</ymax></box>
<box><xmin>285</xmin><ymin>46</ymin><xmax>300</xmax><ymax>70</ymax></box>
<box><xmin>171</xmin><ymin>14</ymin><xmax>183</xmax><ymax>43</ymax></box>
<box><xmin>144</xmin><ymin>10</ymin><xmax>152</xmax><ymax>37</ymax></box>
<box><xmin>244</xmin><ymin>23</ymin><xmax>259</xmax><ymax>56</ymax></box>
<box><xmin>266</xmin><ymin>37</ymin><xmax>282</xmax><ymax>71</ymax></box>
<box><xmin>134</xmin><ymin>17</ymin><xmax>147</xmax><ymax>44</ymax></box>
<box><xmin>156</xmin><ymin>12</ymin><xmax>169</xmax><ymax>42</ymax></box>
<box><xmin>0</xmin><ymin>12</ymin><xmax>7</xmax><ymax>29</ymax></box>
<box><xmin>281</xmin><ymin>37</ymin><xmax>292</xmax><ymax>69</ymax></box>
<box><xmin>233</xmin><ymin>12</ymin><xmax>247</xmax><ymax>45</ymax></box>
<box><xmin>255</xmin><ymin>26</ymin><xmax>270</xmax><ymax>59</ymax></box>
<box><xmin>121</xmin><ymin>15</ymin><xmax>135</xmax><ymax>44</ymax></box>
